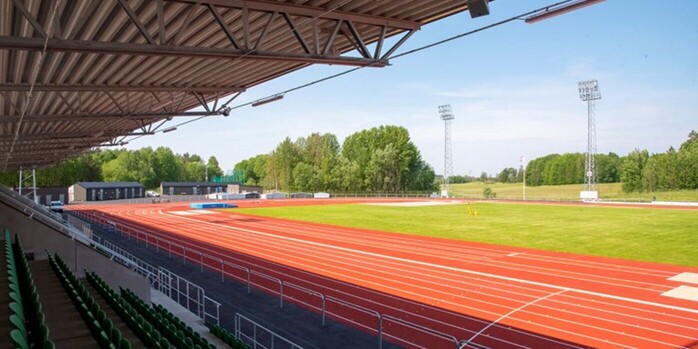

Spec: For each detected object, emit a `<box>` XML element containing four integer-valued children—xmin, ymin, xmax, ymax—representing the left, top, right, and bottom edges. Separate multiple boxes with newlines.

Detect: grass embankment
<box><xmin>449</xmin><ymin>182</ymin><xmax>698</xmax><ymax>202</ymax></box>
<box><xmin>233</xmin><ymin>203</ymin><xmax>698</xmax><ymax>267</ymax></box>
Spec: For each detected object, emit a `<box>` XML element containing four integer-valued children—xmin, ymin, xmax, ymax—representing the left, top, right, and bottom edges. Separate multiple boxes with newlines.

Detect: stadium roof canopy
<box><xmin>0</xmin><ymin>0</ymin><xmax>484</xmax><ymax>171</ymax></box>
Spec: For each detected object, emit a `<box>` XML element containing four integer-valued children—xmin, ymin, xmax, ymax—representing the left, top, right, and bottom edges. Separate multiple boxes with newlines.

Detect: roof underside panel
<box><xmin>0</xmin><ymin>0</ymin><xmax>471</xmax><ymax>171</ymax></box>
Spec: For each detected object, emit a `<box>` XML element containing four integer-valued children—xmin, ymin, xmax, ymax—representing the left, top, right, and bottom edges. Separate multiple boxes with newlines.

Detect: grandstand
<box><xmin>1</xmin><ymin>185</ymin><xmax>232</xmax><ymax>349</ymax></box>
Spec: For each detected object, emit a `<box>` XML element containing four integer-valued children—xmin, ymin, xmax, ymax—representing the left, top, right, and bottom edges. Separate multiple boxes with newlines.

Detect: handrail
<box><xmin>326</xmin><ymin>295</ymin><xmax>381</xmax><ymax>346</ymax></box>
<box><xmin>282</xmin><ymin>281</ymin><xmax>327</xmax><ymax>326</ymax></box>
<box><xmin>223</xmin><ymin>260</ymin><xmax>251</xmax><ymax>293</ymax></box>
<box><xmin>380</xmin><ymin>314</ymin><xmax>459</xmax><ymax>349</ymax></box>
<box><xmin>235</xmin><ymin>313</ymin><xmax>304</xmax><ymax>349</ymax></box>
<box><xmin>250</xmin><ymin>270</ymin><xmax>283</xmax><ymax>308</ymax></box>
<box><xmin>77</xmin><ymin>208</ymin><xmax>465</xmax><ymax>348</ymax></box>
<box><xmin>0</xmin><ymin>197</ymin><xmax>222</xmax><ymax>326</ymax></box>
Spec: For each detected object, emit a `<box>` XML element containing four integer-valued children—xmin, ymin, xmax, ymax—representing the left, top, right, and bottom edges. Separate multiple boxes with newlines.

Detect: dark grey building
<box><xmin>14</xmin><ymin>187</ymin><xmax>69</xmax><ymax>205</ymax></box>
<box><xmin>69</xmin><ymin>182</ymin><xmax>145</xmax><ymax>202</ymax></box>
<box><xmin>160</xmin><ymin>182</ymin><xmax>232</xmax><ymax>196</ymax></box>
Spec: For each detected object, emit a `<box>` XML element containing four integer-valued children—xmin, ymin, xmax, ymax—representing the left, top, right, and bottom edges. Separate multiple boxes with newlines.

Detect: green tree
<box><xmin>620</xmin><ymin>149</ymin><xmax>649</xmax><ymax>192</ymax></box>
<box><xmin>496</xmin><ymin>167</ymin><xmax>518</xmax><ymax>183</ymax></box>
<box><xmin>102</xmin><ymin>152</ymin><xmax>137</xmax><ymax>182</ymax></box>
<box><xmin>331</xmin><ymin>156</ymin><xmax>362</xmax><ymax>192</ymax></box>
<box><xmin>153</xmin><ymin>147</ymin><xmax>183</xmax><ymax>182</ymax></box>
<box><xmin>292</xmin><ymin>162</ymin><xmax>321</xmax><ymax>192</ymax></box>
<box><xmin>596</xmin><ymin>152</ymin><xmax>621</xmax><ymax>183</ymax></box>
<box><xmin>207</xmin><ymin>156</ymin><xmax>223</xmax><ymax>179</ymax></box>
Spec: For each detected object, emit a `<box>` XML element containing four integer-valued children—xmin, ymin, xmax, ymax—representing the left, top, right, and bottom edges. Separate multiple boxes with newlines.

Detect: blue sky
<box><xmin>127</xmin><ymin>0</ymin><xmax>698</xmax><ymax>176</ymax></box>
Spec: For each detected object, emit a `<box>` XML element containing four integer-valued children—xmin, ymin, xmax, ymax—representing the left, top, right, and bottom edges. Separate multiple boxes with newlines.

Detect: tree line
<box><xmin>620</xmin><ymin>131</ymin><xmax>698</xmax><ymax>192</ymax></box>
<box><xmin>0</xmin><ymin>147</ymin><xmax>223</xmax><ymax>190</ymax></box>
<box><xmin>489</xmin><ymin>131</ymin><xmax>697</xmax><ymax>192</ymax></box>
<box><xmin>234</xmin><ymin>125</ymin><xmax>438</xmax><ymax>192</ymax></box>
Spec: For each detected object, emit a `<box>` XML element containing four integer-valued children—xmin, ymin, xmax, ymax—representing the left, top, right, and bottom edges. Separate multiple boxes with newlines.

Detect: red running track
<box><xmin>71</xmin><ymin>200</ymin><xmax>698</xmax><ymax>349</ymax></box>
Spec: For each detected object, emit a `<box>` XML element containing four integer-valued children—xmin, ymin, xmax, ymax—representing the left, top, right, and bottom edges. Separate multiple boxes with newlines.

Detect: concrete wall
<box><xmin>73</xmin><ymin>184</ymin><xmax>87</xmax><ymax>202</ymax></box>
<box><xmin>0</xmin><ymin>201</ymin><xmax>151</xmax><ymax>300</ymax></box>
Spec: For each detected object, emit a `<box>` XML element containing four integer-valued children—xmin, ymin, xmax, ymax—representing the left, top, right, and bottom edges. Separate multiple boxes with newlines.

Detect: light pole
<box><xmin>578</xmin><ymin>80</ymin><xmax>601</xmax><ymax>198</ymax></box>
<box><xmin>520</xmin><ymin>155</ymin><xmax>526</xmax><ymax>200</ymax></box>
<box><xmin>438</xmin><ymin>104</ymin><xmax>455</xmax><ymax>198</ymax></box>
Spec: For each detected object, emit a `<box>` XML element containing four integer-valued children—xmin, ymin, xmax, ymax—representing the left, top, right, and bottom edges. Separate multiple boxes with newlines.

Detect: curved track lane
<box><xmin>71</xmin><ymin>201</ymin><xmax>698</xmax><ymax>349</ymax></box>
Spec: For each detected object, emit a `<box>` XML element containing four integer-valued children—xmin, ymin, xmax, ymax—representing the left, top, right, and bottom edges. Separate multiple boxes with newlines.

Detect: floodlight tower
<box><xmin>578</xmin><ymin>80</ymin><xmax>601</xmax><ymax>193</ymax></box>
<box><xmin>438</xmin><ymin>104</ymin><xmax>455</xmax><ymax>197</ymax></box>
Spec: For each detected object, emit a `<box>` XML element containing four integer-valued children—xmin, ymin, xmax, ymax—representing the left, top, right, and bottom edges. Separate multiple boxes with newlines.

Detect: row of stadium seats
<box><xmin>206</xmin><ymin>323</ymin><xmax>250</xmax><ymax>349</ymax></box>
<box><xmin>48</xmin><ymin>253</ymin><xmax>130</xmax><ymax>349</ymax></box>
<box><xmin>120</xmin><ymin>287</ymin><xmax>214</xmax><ymax>349</ymax></box>
<box><xmin>85</xmin><ymin>270</ymin><xmax>172</xmax><ymax>349</ymax></box>
<box><xmin>150</xmin><ymin>301</ymin><xmax>214</xmax><ymax>349</ymax></box>
<box><xmin>4</xmin><ymin>229</ymin><xmax>54</xmax><ymax>349</ymax></box>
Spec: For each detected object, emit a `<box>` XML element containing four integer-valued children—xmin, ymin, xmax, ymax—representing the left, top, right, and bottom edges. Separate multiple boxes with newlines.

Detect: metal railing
<box><xmin>328</xmin><ymin>192</ymin><xmax>433</xmax><ymax>198</ymax></box>
<box><xmin>1</xmin><ymin>185</ymin><xmax>223</xmax><ymax>326</ymax></box>
<box><xmin>74</xmin><ymin>209</ymin><xmax>460</xmax><ymax>348</ymax></box>
<box><xmin>235</xmin><ymin>313</ymin><xmax>303</xmax><ymax>349</ymax></box>
<box><xmin>158</xmin><ymin>267</ymin><xmax>221</xmax><ymax>325</ymax></box>
<box><xmin>0</xmin><ymin>190</ymin><xmax>220</xmax><ymax>323</ymax></box>
<box><xmin>92</xmin><ymin>235</ymin><xmax>160</xmax><ymax>287</ymax></box>
<box><xmin>67</xmin><ymin>214</ymin><xmax>93</xmax><ymax>239</ymax></box>
<box><xmin>77</xmin><ymin>194</ymin><xmax>214</xmax><ymax>205</ymax></box>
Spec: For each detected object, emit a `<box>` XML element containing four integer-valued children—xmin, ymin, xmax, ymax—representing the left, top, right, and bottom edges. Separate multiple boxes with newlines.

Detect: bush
<box><xmin>483</xmin><ymin>187</ymin><xmax>496</xmax><ymax>199</ymax></box>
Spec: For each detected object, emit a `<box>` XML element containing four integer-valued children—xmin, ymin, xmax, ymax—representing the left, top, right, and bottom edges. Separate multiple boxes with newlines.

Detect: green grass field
<box><xmin>233</xmin><ymin>202</ymin><xmax>698</xmax><ymax>267</ymax></box>
<box><xmin>449</xmin><ymin>182</ymin><xmax>698</xmax><ymax>202</ymax></box>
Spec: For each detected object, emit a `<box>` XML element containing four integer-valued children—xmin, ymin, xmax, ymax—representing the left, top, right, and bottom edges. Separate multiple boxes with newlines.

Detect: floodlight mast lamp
<box><xmin>578</xmin><ymin>79</ymin><xmax>601</xmax><ymax>192</ymax></box>
<box><xmin>438</xmin><ymin>104</ymin><xmax>455</xmax><ymax>196</ymax></box>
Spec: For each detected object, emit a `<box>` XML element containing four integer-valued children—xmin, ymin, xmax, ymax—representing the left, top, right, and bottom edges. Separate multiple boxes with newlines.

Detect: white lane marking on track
<box><xmin>662</xmin><ymin>286</ymin><xmax>698</xmax><ymax>302</ymax></box>
<box><xmin>668</xmin><ymin>272</ymin><xmax>698</xmax><ymax>284</ymax></box>
<box><xmin>252</xmin><ymin>218</ymin><xmax>680</xmax><ymax>289</ymax></box>
<box><xmin>230</xmin><ymin>212</ymin><xmax>678</xmax><ymax>279</ymax></box>
<box><xmin>160</xmin><ymin>209</ymin><xmax>698</xmax><ymax>315</ymax></box>
<box><xmin>148</xmin><ymin>207</ymin><xmax>698</xmax><ymax>327</ymax></box>
<box><xmin>507</xmin><ymin>252</ymin><xmax>522</xmax><ymax>257</ymax></box>
<box><xmin>463</xmin><ymin>290</ymin><xmax>568</xmax><ymax>347</ymax></box>
<box><xmin>95</xmin><ymin>207</ymin><xmax>693</xmax><ymax>346</ymax></box>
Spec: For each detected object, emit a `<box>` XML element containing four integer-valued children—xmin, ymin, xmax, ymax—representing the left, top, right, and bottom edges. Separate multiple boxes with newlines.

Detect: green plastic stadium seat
<box><xmin>39</xmin><ymin>324</ymin><xmax>50</xmax><ymax>343</ymax></box>
<box><xmin>9</xmin><ymin>291</ymin><xmax>22</xmax><ymax>304</ymax></box>
<box><xmin>110</xmin><ymin>327</ymin><xmax>121</xmax><ymax>343</ymax></box>
<box><xmin>119</xmin><ymin>338</ymin><xmax>132</xmax><ymax>349</ymax></box>
<box><xmin>10</xmin><ymin>314</ymin><xmax>27</xmax><ymax>336</ymax></box>
<box><xmin>10</xmin><ymin>329</ymin><xmax>29</xmax><ymax>349</ymax></box>
<box><xmin>10</xmin><ymin>302</ymin><xmax>24</xmax><ymax>318</ymax></box>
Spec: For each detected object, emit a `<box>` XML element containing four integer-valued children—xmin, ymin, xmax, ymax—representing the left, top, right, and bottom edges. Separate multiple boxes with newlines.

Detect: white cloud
<box><xmin>129</xmin><ymin>57</ymin><xmax>697</xmax><ymax>177</ymax></box>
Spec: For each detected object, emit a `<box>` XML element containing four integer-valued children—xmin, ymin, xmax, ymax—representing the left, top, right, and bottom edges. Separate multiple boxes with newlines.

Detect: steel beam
<box><xmin>0</xmin><ymin>84</ymin><xmax>245</xmax><ymax>93</ymax></box>
<box><xmin>0</xmin><ymin>138</ymin><xmax>95</xmax><ymax>145</ymax></box>
<box><xmin>166</xmin><ymin>0</ymin><xmax>422</xmax><ymax>30</ymax></box>
<box><xmin>0</xmin><ymin>131</ymin><xmax>149</xmax><ymax>142</ymax></box>
<box><xmin>0</xmin><ymin>36</ymin><xmax>389</xmax><ymax>67</ymax></box>
<box><xmin>1</xmin><ymin>144</ymin><xmax>86</xmax><ymax>152</ymax></box>
<box><xmin>0</xmin><ymin>110</ymin><xmax>220</xmax><ymax>123</ymax></box>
